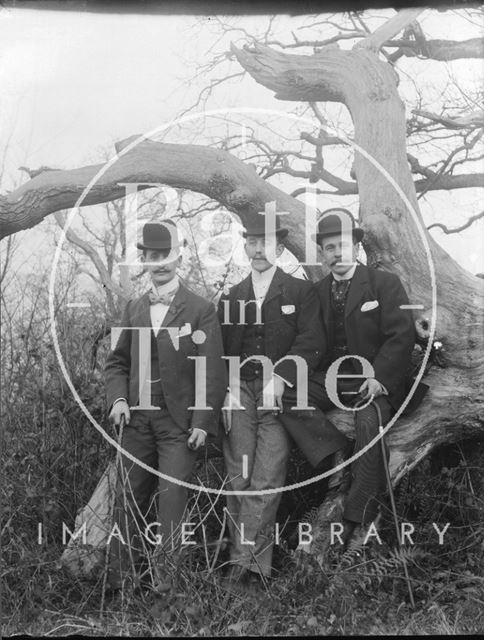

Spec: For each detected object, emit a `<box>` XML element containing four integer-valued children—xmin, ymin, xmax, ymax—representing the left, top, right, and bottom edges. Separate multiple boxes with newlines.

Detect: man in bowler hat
<box><xmin>104</xmin><ymin>220</ymin><xmax>226</xmax><ymax>590</ymax></box>
<box><xmin>218</xmin><ymin>214</ymin><xmax>348</xmax><ymax>588</ymax></box>
<box><xmin>310</xmin><ymin>208</ymin><xmax>416</xmax><ymax>546</ymax></box>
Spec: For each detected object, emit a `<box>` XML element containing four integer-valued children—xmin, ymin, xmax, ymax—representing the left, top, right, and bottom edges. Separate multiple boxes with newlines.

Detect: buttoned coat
<box><xmin>105</xmin><ymin>284</ymin><xmax>227</xmax><ymax>436</ymax></box>
<box><xmin>218</xmin><ymin>266</ymin><xmax>349</xmax><ymax>466</ymax></box>
<box><xmin>315</xmin><ymin>264</ymin><xmax>417</xmax><ymax>410</ymax></box>
<box><xmin>218</xmin><ymin>267</ymin><xmax>325</xmax><ymax>386</ymax></box>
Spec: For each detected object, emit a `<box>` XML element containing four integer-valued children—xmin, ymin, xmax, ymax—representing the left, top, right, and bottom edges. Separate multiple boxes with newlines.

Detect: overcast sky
<box><xmin>0</xmin><ymin>6</ymin><xmax>483</xmax><ymax>275</ymax></box>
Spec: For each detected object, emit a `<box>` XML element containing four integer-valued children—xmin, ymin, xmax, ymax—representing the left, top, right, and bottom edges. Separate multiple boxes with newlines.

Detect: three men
<box><xmin>104</xmin><ymin>221</ymin><xmax>226</xmax><ymax>590</ymax></box>
<box><xmin>104</xmin><ymin>208</ymin><xmax>419</xmax><ymax>587</ymax></box>
<box><xmin>218</xmin><ymin>217</ymin><xmax>347</xmax><ymax>587</ymax></box>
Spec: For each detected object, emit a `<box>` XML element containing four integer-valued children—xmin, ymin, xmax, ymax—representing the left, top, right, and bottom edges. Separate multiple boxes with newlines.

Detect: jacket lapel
<box><xmin>345</xmin><ymin>264</ymin><xmax>369</xmax><ymax>318</ymax></box>
<box><xmin>320</xmin><ymin>275</ymin><xmax>333</xmax><ymax>330</ymax></box>
<box><xmin>130</xmin><ymin>292</ymin><xmax>152</xmax><ymax>395</ymax></box>
<box><xmin>161</xmin><ymin>284</ymin><xmax>187</xmax><ymax>327</ymax></box>
<box><xmin>262</xmin><ymin>267</ymin><xmax>285</xmax><ymax>308</ymax></box>
<box><xmin>236</xmin><ymin>275</ymin><xmax>253</xmax><ymax>307</ymax></box>
<box><xmin>132</xmin><ymin>292</ymin><xmax>152</xmax><ymax>329</ymax></box>
<box><xmin>228</xmin><ymin>275</ymin><xmax>252</xmax><ymax>355</ymax></box>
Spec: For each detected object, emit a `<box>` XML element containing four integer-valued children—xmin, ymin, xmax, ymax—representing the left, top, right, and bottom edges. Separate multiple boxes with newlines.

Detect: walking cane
<box><xmin>370</xmin><ymin>399</ymin><xmax>415</xmax><ymax>609</ymax></box>
<box><xmin>100</xmin><ymin>413</ymin><xmax>125</xmax><ymax>615</ymax></box>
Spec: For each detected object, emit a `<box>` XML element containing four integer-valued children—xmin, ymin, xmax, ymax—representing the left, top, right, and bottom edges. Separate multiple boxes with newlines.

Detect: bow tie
<box><xmin>148</xmin><ymin>290</ymin><xmax>177</xmax><ymax>306</ymax></box>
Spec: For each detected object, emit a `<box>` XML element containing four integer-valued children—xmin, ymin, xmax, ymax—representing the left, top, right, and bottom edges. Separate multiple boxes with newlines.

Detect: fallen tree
<box><xmin>1</xmin><ymin>9</ymin><xmax>482</xmax><ymax>572</ymax></box>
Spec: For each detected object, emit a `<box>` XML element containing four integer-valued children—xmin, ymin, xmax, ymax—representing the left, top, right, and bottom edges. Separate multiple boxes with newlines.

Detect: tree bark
<box><xmin>2</xmin><ymin>15</ymin><xmax>482</xmax><ymax>571</ymax></box>
<box><xmin>0</xmin><ymin>139</ymin><xmax>327</xmax><ymax>280</ymax></box>
<box><xmin>354</xmin><ymin>8</ymin><xmax>424</xmax><ymax>52</ymax></box>
<box><xmin>398</xmin><ymin>36</ymin><xmax>484</xmax><ymax>61</ymax></box>
<box><xmin>231</xmin><ymin>37</ymin><xmax>484</xmax><ymax>556</ymax></box>
<box><xmin>2</xmin><ymin>141</ymin><xmax>481</xmax><ymax>245</ymax></box>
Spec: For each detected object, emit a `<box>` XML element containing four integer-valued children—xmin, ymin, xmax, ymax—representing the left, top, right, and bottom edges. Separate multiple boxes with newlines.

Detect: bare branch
<box><xmin>417</xmin><ymin>129</ymin><xmax>483</xmax><ymax>199</ymax></box>
<box><xmin>0</xmin><ymin>136</ymin><xmax>324</xmax><ymax>277</ymax></box>
<box><xmin>428</xmin><ymin>210</ymin><xmax>484</xmax><ymax>234</ymax></box>
<box><xmin>309</xmin><ymin>102</ymin><xmax>329</xmax><ymax>127</ymax></box>
<box><xmin>270</xmin><ymin>31</ymin><xmax>364</xmax><ymax>49</ymax></box>
<box><xmin>264</xmin><ymin>28</ymin><xmax>483</xmax><ymax>63</ymax></box>
<box><xmin>393</xmin><ymin>36</ymin><xmax>484</xmax><ymax>61</ymax></box>
<box><xmin>355</xmin><ymin>8</ymin><xmax>424</xmax><ymax>52</ymax></box>
<box><xmin>18</xmin><ymin>165</ymin><xmax>60</xmax><ymax>179</ymax></box>
<box><xmin>407</xmin><ymin>153</ymin><xmax>434</xmax><ymax>178</ymax></box>
<box><xmin>300</xmin><ymin>131</ymin><xmax>343</xmax><ymax>146</ymax></box>
<box><xmin>413</xmin><ymin>109</ymin><xmax>484</xmax><ymax>130</ymax></box>
<box><xmin>54</xmin><ymin>212</ymin><xmax>126</xmax><ymax>301</ymax></box>
<box><xmin>288</xmin><ymin>169</ymin><xmax>484</xmax><ymax>196</ymax></box>
<box><xmin>414</xmin><ymin>173</ymin><xmax>484</xmax><ymax>191</ymax></box>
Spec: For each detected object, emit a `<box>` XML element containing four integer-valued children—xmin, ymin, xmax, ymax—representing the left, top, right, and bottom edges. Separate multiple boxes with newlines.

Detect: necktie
<box><xmin>332</xmin><ymin>279</ymin><xmax>351</xmax><ymax>314</ymax></box>
<box><xmin>148</xmin><ymin>288</ymin><xmax>178</xmax><ymax>306</ymax></box>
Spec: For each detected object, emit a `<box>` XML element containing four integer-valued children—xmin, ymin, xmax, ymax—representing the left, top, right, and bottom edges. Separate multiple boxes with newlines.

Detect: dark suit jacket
<box><xmin>104</xmin><ymin>284</ymin><xmax>227</xmax><ymax>436</ymax></box>
<box><xmin>218</xmin><ymin>267</ymin><xmax>324</xmax><ymax>386</ymax></box>
<box><xmin>315</xmin><ymin>264</ymin><xmax>416</xmax><ymax>410</ymax></box>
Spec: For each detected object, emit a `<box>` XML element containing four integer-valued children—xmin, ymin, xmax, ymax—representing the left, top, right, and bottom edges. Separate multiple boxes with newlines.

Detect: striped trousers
<box><xmin>297</xmin><ymin>373</ymin><xmax>393</xmax><ymax>524</ymax></box>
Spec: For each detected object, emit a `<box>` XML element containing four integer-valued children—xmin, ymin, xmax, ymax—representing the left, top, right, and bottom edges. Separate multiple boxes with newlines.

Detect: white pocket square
<box><xmin>281</xmin><ymin>304</ymin><xmax>296</xmax><ymax>315</ymax></box>
<box><xmin>178</xmin><ymin>322</ymin><xmax>192</xmax><ymax>337</ymax></box>
<box><xmin>361</xmin><ymin>300</ymin><xmax>379</xmax><ymax>312</ymax></box>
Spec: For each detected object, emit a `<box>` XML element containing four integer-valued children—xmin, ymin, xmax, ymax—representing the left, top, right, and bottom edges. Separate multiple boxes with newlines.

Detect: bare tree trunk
<box><xmin>230</xmin><ymin>36</ymin><xmax>483</xmax><ymax>556</ymax></box>
<box><xmin>4</xmin><ymin>14</ymin><xmax>483</xmax><ymax>573</ymax></box>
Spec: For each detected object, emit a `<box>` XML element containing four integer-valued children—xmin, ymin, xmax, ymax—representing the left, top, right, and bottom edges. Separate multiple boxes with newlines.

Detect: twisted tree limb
<box><xmin>231</xmin><ymin>25</ymin><xmax>484</xmax><ymax>562</ymax></box>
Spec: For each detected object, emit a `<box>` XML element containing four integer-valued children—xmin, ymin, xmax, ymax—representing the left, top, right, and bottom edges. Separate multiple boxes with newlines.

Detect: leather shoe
<box><xmin>345</xmin><ymin>515</ymin><xmax>381</xmax><ymax>553</ymax></box>
<box><xmin>341</xmin><ymin>518</ymin><xmax>358</xmax><ymax>545</ymax></box>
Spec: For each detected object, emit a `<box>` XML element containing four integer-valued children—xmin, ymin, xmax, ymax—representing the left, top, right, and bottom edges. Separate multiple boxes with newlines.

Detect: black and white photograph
<box><xmin>1</xmin><ymin>1</ymin><xmax>483</xmax><ymax>636</ymax></box>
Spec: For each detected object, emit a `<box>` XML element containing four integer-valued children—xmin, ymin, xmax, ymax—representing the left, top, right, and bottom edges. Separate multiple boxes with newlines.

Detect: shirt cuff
<box><xmin>378</xmin><ymin>382</ymin><xmax>389</xmax><ymax>395</ymax></box>
<box><xmin>113</xmin><ymin>397</ymin><xmax>127</xmax><ymax>406</ymax></box>
<box><xmin>274</xmin><ymin>373</ymin><xmax>293</xmax><ymax>388</ymax></box>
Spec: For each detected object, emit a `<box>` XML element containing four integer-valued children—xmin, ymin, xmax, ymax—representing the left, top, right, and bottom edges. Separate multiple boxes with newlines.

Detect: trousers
<box><xmin>314</xmin><ymin>373</ymin><xmax>393</xmax><ymax>524</ymax></box>
<box><xmin>283</xmin><ymin>371</ymin><xmax>392</xmax><ymax>523</ymax></box>
<box><xmin>108</xmin><ymin>402</ymin><xmax>197</xmax><ymax>585</ymax></box>
<box><xmin>223</xmin><ymin>377</ymin><xmax>291</xmax><ymax>577</ymax></box>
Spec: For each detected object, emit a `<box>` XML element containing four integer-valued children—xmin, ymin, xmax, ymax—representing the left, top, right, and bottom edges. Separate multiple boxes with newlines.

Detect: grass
<box><xmin>2</xmin><ymin>535</ymin><xmax>483</xmax><ymax>636</ymax></box>
<box><xmin>2</xmin><ymin>431</ymin><xmax>483</xmax><ymax>636</ymax></box>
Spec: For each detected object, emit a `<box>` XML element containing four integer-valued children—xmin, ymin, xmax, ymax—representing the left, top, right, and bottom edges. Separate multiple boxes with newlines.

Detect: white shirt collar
<box><xmin>151</xmin><ymin>274</ymin><xmax>180</xmax><ymax>298</ymax></box>
<box><xmin>251</xmin><ymin>264</ymin><xmax>277</xmax><ymax>286</ymax></box>
<box><xmin>332</xmin><ymin>263</ymin><xmax>357</xmax><ymax>281</ymax></box>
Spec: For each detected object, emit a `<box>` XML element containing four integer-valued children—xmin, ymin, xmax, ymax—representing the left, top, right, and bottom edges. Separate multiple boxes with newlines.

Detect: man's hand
<box><xmin>273</xmin><ymin>375</ymin><xmax>286</xmax><ymax>412</ymax></box>
<box><xmin>221</xmin><ymin>390</ymin><xmax>242</xmax><ymax>434</ymax></box>
<box><xmin>263</xmin><ymin>375</ymin><xmax>286</xmax><ymax>414</ymax></box>
<box><xmin>109</xmin><ymin>399</ymin><xmax>130</xmax><ymax>427</ymax></box>
<box><xmin>358</xmin><ymin>378</ymin><xmax>384</xmax><ymax>401</ymax></box>
<box><xmin>187</xmin><ymin>428</ymin><xmax>206</xmax><ymax>451</ymax></box>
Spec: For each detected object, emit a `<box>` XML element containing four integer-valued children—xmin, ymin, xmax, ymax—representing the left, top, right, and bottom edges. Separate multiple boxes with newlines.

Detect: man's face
<box><xmin>244</xmin><ymin>235</ymin><xmax>284</xmax><ymax>272</ymax></box>
<box><xmin>141</xmin><ymin>248</ymin><xmax>181</xmax><ymax>286</ymax></box>
<box><xmin>319</xmin><ymin>233</ymin><xmax>359</xmax><ymax>275</ymax></box>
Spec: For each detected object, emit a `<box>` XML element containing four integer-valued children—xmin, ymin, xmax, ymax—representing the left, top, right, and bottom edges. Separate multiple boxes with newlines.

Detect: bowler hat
<box><xmin>136</xmin><ymin>221</ymin><xmax>183</xmax><ymax>251</ymax></box>
<box><xmin>312</xmin><ymin>208</ymin><xmax>364</xmax><ymax>244</ymax></box>
<box><xmin>241</xmin><ymin>216</ymin><xmax>288</xmax><ymax>240</ymax></box>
